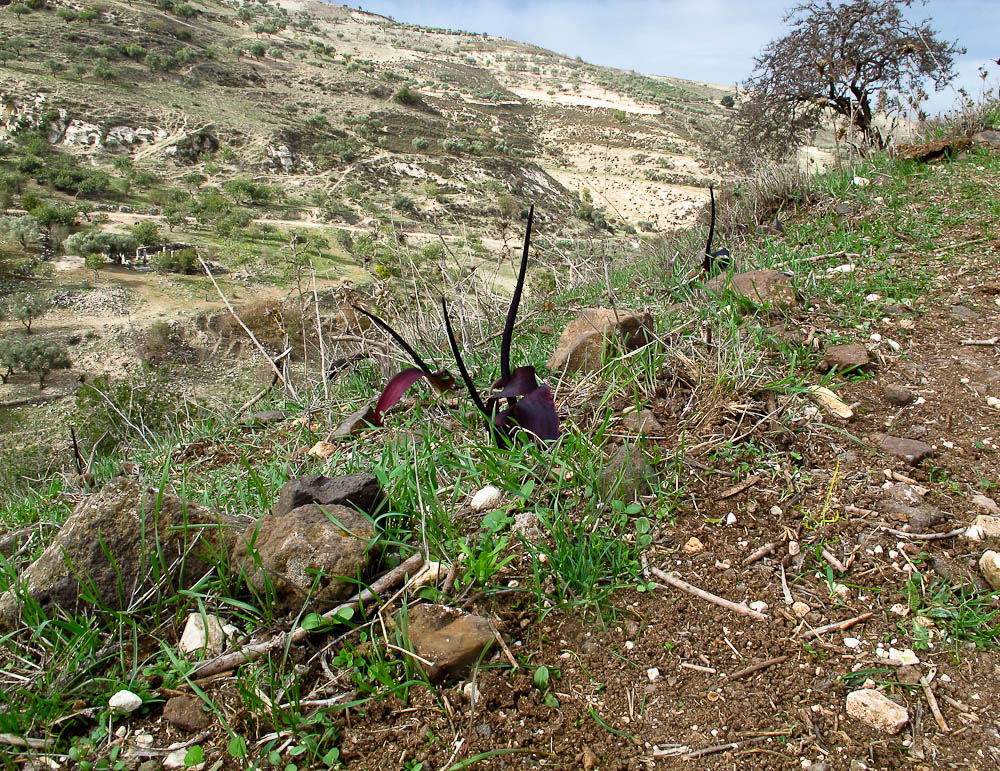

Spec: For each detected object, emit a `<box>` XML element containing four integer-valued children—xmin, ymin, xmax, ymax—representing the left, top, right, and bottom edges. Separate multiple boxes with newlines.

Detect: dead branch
<box><xmin>728</xmin><ymin>655</ymin><xmax>790</xmax><ymax>680</ymax></box>
<box><xmin>798</xmin><ymin>612</ymin><xmax>873</xmax><ymax>640</ymax></box>
<box><xmin>878</xmin><ymin>526</ymin><xmax>965</xmax><ymax>541</ymax></box>
<box><xmin>742</xmin><ymin>542</ymin><xmax>776</xmax><ymax>566</ymax></box>
<box><xmin>650</xmin><ymin>567</ymin><xmax>770</xmax><ymax>622</ymax></box>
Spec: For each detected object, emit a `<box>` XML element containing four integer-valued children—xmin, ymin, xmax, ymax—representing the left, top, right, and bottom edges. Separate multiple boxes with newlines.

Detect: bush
<box><xmin>16</xmin><ymin>339</ymin><xmax>70</xmax><ymax>387</ymax></box>
<box><xmin>5</xmin><ymin>291</ymin><xmax>48</xmax><ymax>333</ymax></box>
<box><xmin>131</xmin><ymin>220</ymin><xmax>161</xmax><ymax>246</ymax></box>
<box><xmin>411</xmin><ymin>137</ymin><xmax>430</xmax><ymax>150</ymax></box>
<box><xmin>392</xmin><ymin>87</ymin><xmax>419</xmax><ymax>106</ymax></box>
<box><xmin>392</xmin><ymin>193</ymin><xmax>416</xmax><ymax>214</ymax></box>
<box><xmin>151</xmin><ymin>246</ymin><xmax>198</xmax><ymax>274</ymax></box>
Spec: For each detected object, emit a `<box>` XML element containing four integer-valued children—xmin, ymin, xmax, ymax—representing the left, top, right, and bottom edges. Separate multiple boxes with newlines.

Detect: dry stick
<box><xmin>198</xmin><ymin>255</ymin><xmax>296</xmax><ymax>398</ymax></box>
<box><xmin>650</xmin><ymin>567</ymin><xmax>770</xmax><ymax>622</ymax></box>
<box><xmin>311</xmin><ymin>270</ymin><xmax>329</xmax><ymax>402</ymax></box>
<box><xmin>677</xmin><ymin>736</ymin><xmax>769</xmax><ymax>760</ymax></box>
<box><xmin>190</xmin><ymin>554</ymin><xmax>424</xmax><ymax>678</ymax></box>
<box><xmin>960</xmin><ymin>336</ymin><xmax>999</xmax><ymax>346</ymax></box>
<box><xmin>879</xmin><ymin>526</ymin><xmax>965</xmax><ymax>541</ymax></box>
<box><xmin>798</xmin><ymin>612</ymin><xmax>873</xmax><ymax>640</ymax></box>
<box><xmin>821</xmin><ymin>548</ymin><xmax>847</xmax><ymax>573</ymax></box>
<box><xmin>715</xmin><ymin>473</ymin><xmax>762</xmax><ymax>501</ymax></box>
<box><xmin>0</xmin><ymin>733</ymin><xmax>48</xmax><ymax>750</ymax></box>
<box><xmin>742</xmin><ymin>542</ymin><xmax>776</xmax><ymax>566</ymax></box>
<box><xmin>920</xmin><ymin>677</ymin><xmax>950</xmax><ymax>733</ymax></box>
<box><xmin>728</xmin><ymin>655</ymin><xmax>790</xmax><ymax>681</ymax></box>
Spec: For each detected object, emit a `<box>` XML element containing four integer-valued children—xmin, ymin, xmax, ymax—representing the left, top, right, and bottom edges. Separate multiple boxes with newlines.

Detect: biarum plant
<box><xmin>350</xmin><ymin>305</ymin><xmax>456</xmax><ymax>426</ymax></box>
<box><xmin>442</xmin><ymin>205</ymin><xmax>560</xmax><ymax>446</ymax></box>
<box><xmin>703</xmin><ymin>184</ymin><xmax>731</xmax><ymax>274</ymax></box>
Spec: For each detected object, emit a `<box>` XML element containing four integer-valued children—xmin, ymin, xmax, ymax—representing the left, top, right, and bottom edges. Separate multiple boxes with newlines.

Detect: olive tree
<box><xmin>738</xmin><ymin>0</ymin><xmax>963</xmax><ymax>160</ymax></box>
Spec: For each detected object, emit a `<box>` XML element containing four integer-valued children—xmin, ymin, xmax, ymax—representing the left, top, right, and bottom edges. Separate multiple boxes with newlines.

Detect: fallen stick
<box><xmin>650</xmin><ymin>567</ymin><xmax>770</xmax><ymax>622</ymax></box>
<box><xmin>799</xmin><ymin>612</ymin><xmax>873</xmax><ymax>640</ymax></box>
<box><xmin>0</xmin><ymin>733</ymin><xmax>48</xmax><ymax>750</ymax></box>
<box><xmin>879</xmin><ymin>526</ymin><xmax>965</xmax><ymax>541</ymax></box>
<box><xmin>743</xmin><ymin>542</ymin><xmax>775</xmax><ymax>566</ymax></box>
<box><xmin>714</xmin><ymin>473</ymin><xmax>761</xmax><ymax>501</ymax></box>
<box><xmin>960</xmin><ymin>337</ymin><xmax>999</xmax><ymax>346</ymax></box>
<box><xmin>728</xmin><ymin>655</ymin><xmax>790</xmax><ymax>681</ymax></box>
<box><xmin>680</xmin><ymin>662</ymin><xmax>717</xmax><ymax>674</ymax></box>
<box><xmin>190</xmin><ymin>553</ymin><xmax>425</xmax><ymax>678</ymax></box>
<box><xmin>821</xmin><ymin>548</ymin><xmax>847</xmax><ymax>573</ymax></box>
<box><xmin>920</xmin><ymin>677</ymin><xmax>950</xmax><ymax>733</ymax></box>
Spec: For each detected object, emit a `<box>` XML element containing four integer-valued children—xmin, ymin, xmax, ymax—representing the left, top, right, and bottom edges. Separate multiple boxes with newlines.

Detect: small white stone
<box><xmin>109</xmin><ymin>689</ymin><xmax>142</xmax><ymax>713</ymax></box>
<box><xmin>470</xmin><ymin>485</ymin><xmax>502</xmax><ymax>512</ymax></box>
<box><xmin>179</xmin><ymin>613</ymin><xmax>226</xmax><ymax>655</ymax></box>
<box><xmin>135</xmin><ymin>733</ymin><xmax>154</xmax><ymax>748</ymax></box>
<box><xmin>788</xmin><ymin>541</ymin><xmax>801</xmax><ymax>557</ymax></box>
<box><xmin>725</xmin><ymin>512</ymin><xmax>737</xmax><ymax>526</ymax></box>
<box><xmin>463</xmin><ymin>681</ymin><xmax>480</xmax><ymax>703</ymax></box>
<box><xmin>969</xmin><ymin>515</ymin><xmax>1000</xmax><ymax>539</ymax></box>
<box><xmin>624</xmin><ymin>640</ymin><xmax>635</xmax><ymax>650</ymax></box>
<box><xmin>870</xmin><ymin>333</ymin><xmax>883</xmax><ymax>342</ymax></box>
<box><xmin>832</xmin><ymin>582</ymin><xmax>851</xmax><ymax>600</ymax></box>
<box><xmin>853</xmin><ymin>176</ymin><xmax>871</xmax><ymax>187</ymax></box>
<box><xmin>978</xmin><ymin>550</ymin><xmax>1000</xmax><ymax>591</ymax></box>
<box><xmin>865</xmin><ymin>293</ymin><xmax>881</xmax><ymax>302</ymax></box>
<box><xmin>163</xmin><ymin>749</ymin><xmax>189</xmax><ymax>769</ymax></box>
<box><xmin>886</xmin><ymin>339</ymin><xmax>900</xmax><ymax>352</ymax></box>
<box><xmin>792</xmin><ymin>601</ymin><xmax>810</xmax><ymax>618</ymax></box>
<box><xmin>844</xmin><ymin>637</ymin><xmax>861</xmax><ymax>649</ymax></box>
<box><xmin>647</xmin><ymin>667</ymin><xmax>660</xmax><ymax>682</ymax></box>
<box><xmin>889</xmin><ymin>603</ymin><xmax>908</xmax><ymax>616</ymax></box>
<box><xmin>846</xmin><ymin>689</ymin><xmax>909</xmax><ymax>734</ymax></box>
<box><xmin>749</xmin><ymin>600</ymin><xmax>769</xmax><ymax>613</ymax></box>
<box><xmin>769</xmin><ymin>505</ymin><xmax>782</xmax><ymax>517</ymax></box>
<box><xmin>987</xmin><ymin>396</ymin><xmax>1000</xmax><ymax>409</ymax></box>
<box><xmin>683</xmin><ymin>537</ymin><xmax>705</xmax><ymax>555</ymax></box>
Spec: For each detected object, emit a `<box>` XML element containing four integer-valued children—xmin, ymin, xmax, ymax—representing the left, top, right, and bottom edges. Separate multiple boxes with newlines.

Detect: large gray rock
<box><xmin>0</xmin><ymin>479</ymin><xmax>243</xmax><ymax>629</ymax></box>
<box><xmin>234</xmin><ymin>504</ymin><xmax>376</xmax><ymax>614</ymax></box>
<box><xmin>546</xmin><ymin>307</ymin><xmax>653</xmax><ymax>374</ymax></box>
<box><xmin>706</xmin><ymin>270</ymin><xmax>799</xmax><ymax>312</ymax></box>
<box><xmin>404</xmin><ymin>604</ymin><xmax>495</xmax><ymax>681</ymax></box>
<box><xmin>272</xmin><ymin>473</ymin><xmax>384</xmax><ymax>517</ymax></box>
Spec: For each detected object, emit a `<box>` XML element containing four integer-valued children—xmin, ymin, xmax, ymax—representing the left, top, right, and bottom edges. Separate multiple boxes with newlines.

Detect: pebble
<box><xmin>770</xmin><ymin>505</ymin><xmax>783</xmax><ymax>517</ymax></box>
<box><xmin>966</xmin><ymin>515</ymin><xmax>1000</xmax><ymax>540</ymax></box>
<box><xmin>682</xmin><ymin>536</ymin><xmax>705</xmax><ymax>555</ymax></box>
<box><xmin>307</xmin><ymin>440</ymin><xmax>337</xmax><ymax>460</ymax></box>
<box><xmin>792</xmin><ymin>601</ymin><xmax>810</xmax><ymax>618</ymax></box>
<box><xmin>971</xmin><ymin>494</ymin><xmax>1000</xmax><ymax>515</ymax></box>
<box><xmin>179</xmin><ymin>613</ymin><xmax>227</xmax><ymax>655</ymax></box>
<box><xmin>789</xmin><ymin>541</ymin><xmax>801</xmax><ymax>557</ymax></box>
<box><xmin>109</xmin><ymin>690</ymin><xmax>142</xmax><ymax>713</ymax></box>
<box><xmin>844</xmin><ymin>637</ymin><xmax>861</xmax><ymax>649</ymax></box>
<box><xmin>647</xmin><ymin>667</ymin><xmax>660</xmax><ymax>682</ymax></box>
<box><xmin>470</xmin><ymin>485</ymin><xmax>502</xmax><ymax>512</ymax></box>
<box><xmin>884</xmin><ymin>383</ymin><xmax>916</xmax><ymax>405</ymax></box>
<box><xmin>846</xmin><ymin>689</ymin><xmax>909</xmax><ymax>734</ymax></box>
<box><xmin>725</xmin><ymin>512</ymin><xmax>737</xmax><ymax>526</ymax></box>
<box><xmin>978</xmin><ymin>550</ymin><xmax>1000</xmax><ymax>591</ymax></box>
<box><xmin>749</xmin><ymin>600</ymin><xmax>768</xmax><ymax>613</ymax></box>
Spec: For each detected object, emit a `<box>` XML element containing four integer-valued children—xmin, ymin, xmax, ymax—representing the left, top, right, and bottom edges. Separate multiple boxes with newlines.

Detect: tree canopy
<box><xmin>738</xmin><ymin>0</ymin><xmax>963</xmax><ymax>160</ymax></box>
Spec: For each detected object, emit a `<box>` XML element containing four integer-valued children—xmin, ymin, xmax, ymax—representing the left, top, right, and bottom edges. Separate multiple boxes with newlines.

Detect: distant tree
<box><xmin>720</xmin><ymin>95</ymin><xmax>735</xmax><ymax>109</ymax></box>
<box><xmin>174</xmin><ymin>3</ymin><xmax>197</xmax><ymax>18</ymax></box>
<box><xmin>18</xmin><ymin>339</ymin><xmax>71</xmax><ymax>388</ymax></box>
<box><xmin>162</xmin><ymin>201</ymin><xmax>188</xmax><ymax>231</ymax></box>
<box><xmin>85</xmin><ymin>252</ymin><xmax>107</xmax><ymax>285</ymax></box>
<box><xmin>0</xmin><ymin>215</ymin><xmax>41</xmax><ymax>249</ymax></box>
<box><xmin>0</xmin><ymin>338</ymin><xmax>16</xmax><ymax>384</ymax></box>
<box><xmin>131</xmin><ymin>220</ymin><xmax>161</xmax><ymax>246</ymax></box>
<box><xmin>6</xmin><ymin>291</ymin><xmax>48</xmax><ymax>333</ymax></box>
<box><xmin>78</xmin><ymin>6</ymin><xmax>99</xmax><ymax>23</ymax></box>
<box><xmin>92</xmin><ymin>62</ymin><xmax>114</xmax><ymax>83</ymax></box>
<box><xmin>249</xmin><ymin>41</ymin><xmax>266</xmax><ymax>59</ymax></box>
<box><xmin>739</xmin><ymin>0</ymin><xmax>963</xmax><ymax>160</ymax></box>
<box><xmin>9</xmin><ymin>4</ymin><xmax>31</xmax><ymax>19</ymax></box>
<box><xmin>65</xmin><ymin>231</ymin><xmax>137</xmax><ymax>265</ymax></box>
<box><xmin>56</xmin><ymin>6</ymin><xmax>77</xmax><ymax>21</ymax></box>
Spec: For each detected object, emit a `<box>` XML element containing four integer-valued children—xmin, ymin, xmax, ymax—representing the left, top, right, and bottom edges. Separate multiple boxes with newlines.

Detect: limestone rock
<box><xmin>109</xmin><ymin>690</ymin><xmax>143</xmax><ymax>714</ymax></box>
<box><xmin>163</xmin><ymin>695</ymin><xmax>211</xmax><ymax>732</ymax></box>
<box><xmin>978</xmin><ymin>550</ymin><xmax>1000</xmax><ymax>591</ymax></box>
<box><xmin>165</xmin><ymin>127</ymin><xmax>220</xmax><ymax>164</ymax></box>
<box><xmin>846</xmin><ymin>689</ymin><xmax>909</xmax><ymax>734</ymax></box>
<box><xmin>330</xmin><ymin>404</ymin><xmax>376</xmax><ymax>439</ymax></box>
<box><xmin>807</xmin><ymin>385</ymin><xmax>853</xmax><ymax>419</ymax></box>
<box><xmin>879</xmin><ymin>435</ymin><xmax>933</xmax><ymax>466</ymax></box>
<box><xmin>546</xmin><ymin>307</ymin><xmax>653</xmax><ymax>374</ymax></box>
<box><xmin>884</xmin><ymin>385</ymin><xmax>915</xmax><ymax>406</ymax></box>
<box><xmin>273</xmin><ymin>473</ymin><xmax>384</xmax><ymax>517</ymax></box>
<box><xmin>971</xmin><ymin>494</ymin><xmax>1000</xmax><ymax>515</ymax></box>
<box><xmin>234</xmin><ymin>504</ymin><xmax>376</xmax><ymax>614</ymax></box>
<box><xmin>599</xmin><ymin>443</ymin><xmax>653</xmax><ymax>500</ymax></box>
<box><xmin>706</xmin><ymin>270</ymin><xmax>799</xmax><ymax>312</ymax></box>
<box><xmin>821</xmin><ymin>343</ymin><xmax>870</xmax><ymax>373</ymax></box>
<box><xmin>266</xmin><ymin>143</ymin><xmax>296</xmax><ymax>173</ymax></box>
<box><xmin>682</xmin><ymin>537</ymin><xmax>704</xmax><ymax>555</ymax></box>
<box><xmin>470</xmin><ymin>485</ymin><xmax>502</xmax><ymax>513</ymax></box>
<box><xmin>973</xmin><ymin>129</ymin><xmax>1000</xmax><ymax>148</ymax></box>
<box><xmin>0</xmin><ymin>479</ymin><xmax>242</xmax><ymax>629</ymax></box>
<box><xmin>308</xmin><ymin>441</ymin><xmax>337</xmax><ymax>460</ymax></box>
<box><xmin>179</xmin><ymin>612</ymin><xmax>227</xmax><ymax>656</ymax></box>
<box><xmin>404</xmin><ymin>604</ymin><xmax>495</xmax><ymax>680</ymax></box>
<box><xmin>965</xmin><ymin>515</ymin><xmax>1000</xmax><ymax>541</ymax></box>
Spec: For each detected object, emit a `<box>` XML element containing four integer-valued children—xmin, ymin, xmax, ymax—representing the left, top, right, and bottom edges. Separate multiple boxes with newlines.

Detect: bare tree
<box><xmin>738</xmin><ymin>0</ymin><xmax>963</xmax><ymax>160</ymax></box>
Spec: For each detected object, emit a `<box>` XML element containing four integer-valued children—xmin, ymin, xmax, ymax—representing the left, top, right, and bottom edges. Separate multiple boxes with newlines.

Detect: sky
<box><xmin>353</xmin><ymin>0</ymin><xmax>998</xmax><ymax>117</ymax></box>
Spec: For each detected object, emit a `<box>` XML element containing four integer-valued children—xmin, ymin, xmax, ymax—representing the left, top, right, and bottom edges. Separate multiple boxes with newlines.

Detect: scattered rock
<box><xmin>599</xmin><ymin>443</ymin><xmax>653</xmax><ymax>500</ymax></box>
<box><xmin>164</xmin><ymin>695</ymin><xmax>211</xmax><ymax>732</ymax></box>
<box><xmin>470</xmin><ymin>485</ymin><xmax>502</xmax><ymax>513</ymax></box>
<box><xmin>792</xmin><ymin>601</ymin><xmax>810</xmax><ymax>618</ymax></box>
<box><xmin>0</xmin><ymin>526</ymin><xmax>32</xmax><ymax>559</ymax></box>
<box><xmin>706</xmin><ymin>269</ymin><xmax>799</xmax><ymax>312</ymax></box>
<box><xmin>973</xmin><ymin>129</ymin><xmax>1000</xmax><ymax>148</ymax></box>
<box><xmin>234</xmin><ymin>504</ymin><xmax>376</xmax><ymax>615</ymax></box>
<box><xmin>972</xmin><ymin>495</ymin><xmax>1000</xmax><ymax>515</ymax></box>
<box><xmin>109</xmin><ymin>690</ymin><xmax>143</xmax><ymax>714</ymax></box>
<box><xmin>950</xmin><ymin>305</ymin><xmax>980</xmax><ymax>321</ymax></box>
<box><xmin>164</xmin><ymin>127</ymin><xmax>220</xmax><ymax>164</ymax></box>
<box><xmin>886</xmin><ymin>483</ymin><xmax>926</xmax><ymax>504</ymax></box>
<box><xmin>513</xmin><ymin>511</ymin><xmax>542</xmax><ymax>540</ymax></box>
<box><xmin>878</xmin><ymin>502</ymin><xmax>948</xmax><ymax>532</ymax></box>
<box><xmin>546</xmin><ymin>307</ymin><xmax>654</xmax><ymax>374</ymax></box>
<box><xmin>682</xmin><ymin>537</ymin><xmax>704</xmax><ymax>555</ymax></box>
<box><xmin>273</xmin><ymin>473</ymin><xmax>384</xmax><ymax>517</ymax></box>
<box><xmin>0</xmin><ymin>479</ymin><xmax>242</xmax><ymax>629</ymax></box>
<box><xmin>895</xmin><ymin>136</ymin><xmax>971</xmax><ymax>163</ymax></box>
<box><xmin>980</xmin><ymin>551</ymin><xmax>1000</xmax><ymax>590</ymax></box>
<box><xmin>179</xmin><ymin>613</ymin><xmax>227</xmax><ymax>656</ymax></box>
<box><xmin>833</xmin><ymin>201</ymin><xmax>854</xmax><ymax>217</ymax></box>
<box><xmin>163</xmin><ymin>749</ymin><xmax>189</xmax><ymax>770</ymax></box>
<box><xmin>621</xmin><ymin>409</ymin><xmax>663</xmax><ymax>435</ymax></box>
<box><xmin>582</xmin><ymin>746</ymin><xmax>599</xmax><ymax>770</ymax></box>
<box><xmin>749</xmin><ymin>600</ymin><xmax>768</xmax><ymax>613</ymax></box>
<box><xmin>821</xmin><ymin>343</ymin><xmax>870</xmax><ymax>373</ymax></box>
<box><xmin>404</xmin><ymin>604</ymin><xmax>495</xmax><ymax>681</ymax></box>
<box><xmin>246</xmin><ymin>410</ymin><xmax>289</xmax><ymax>426</ymax></box>
<box><xmin>330</xmin><ymin>404</ymin><xmax>377</xmax><ymax>438</ymax></box>
<box><xmin>307</xmin><ymin>441</ymin><xmax>338</xmax><ymax>460</ymax></box>
<box><xmin>846</xmin><ymin>689</ymin><xmax>909</xmax><ymax>734</ymax></box>
<box><xmin>884</xmin><ymin>385</ymin><xmax>915</xmax><ymax>406</ymax></box>
<box><xmin>878</xmin><ymin>435</ymin><xmax>933</xmax><ymax>466</ymax></box>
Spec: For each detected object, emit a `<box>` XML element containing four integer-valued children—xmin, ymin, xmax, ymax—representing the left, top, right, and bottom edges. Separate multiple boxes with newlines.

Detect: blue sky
<box><xmin>355</xmin><ymin>0</ymin><xmax>997</xmax><ymax>116</ymax></box>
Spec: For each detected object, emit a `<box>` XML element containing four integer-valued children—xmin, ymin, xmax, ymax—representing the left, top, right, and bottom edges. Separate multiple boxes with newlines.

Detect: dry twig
<box><xmin>799</xmin><ymin>612</ymin><xmax>873</xmax><ymax>640</ymax></box>
<box><xmin>650</xmin><ymin>567</ymin><xmax>770</xmax><ymax>622</ymax></box>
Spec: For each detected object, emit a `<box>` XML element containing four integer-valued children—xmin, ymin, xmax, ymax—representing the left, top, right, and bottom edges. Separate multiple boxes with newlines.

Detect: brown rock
<box><xmin>163</xmin><ymin>695</ymin><xmax>211</xmax><ymax>732</ymax></box>
<box><xmin>0</xmin><ymin>479</ymin><xmax>243</xmax><ymax>629</ymax></box>
<box><xmin>245</xmin><ymin>410</ymin><xmax>289</xmax><ymax>426</ymax></box>
<box><xmin>884</xmin><ymin>384</ymin><xmax>915</xmax><ymax>406</ymax></box>
<box><xmin>599</xmin><ymin>443</ymin><xmax>653</xmax><ymax>500</ymax></box>
<box><xmin>307</xmin><ymin>441</ymin><xmax>337</xmax><ymax>460</ymax></box>
<box><xmin>706</xmin><ymin>270</ymin><xmax>799</xmax><ymax>312</ymax></box>
<box><xmin>330</xmin><ymin>404</ymin><xmax>376</xmax><ymax>439</ymax></box>
<box><xmin>821</xmin><ymin>343</ymin><xmax>870</xmax><ymax>373</ymax></box>
<box><xmin>273</xmin><ymin>474</ymin><xmax>384</xmax><ymax>517</ymax></box>
<box><xmin>234</xmin><ymin>504</ymin><xmax>376</xmax><ymax>615</ymax></box>
<box><xmin>546</xmin><ymin>307</ymin><xmax>653</xmax><ymax>374</ymax></box>
<box><xmin>404</xmin><ymin>604</ymin><xmax>495</xmax><ymax>681</ymax></box>
<box><xmin>621</xmin><ymin>409</ymin><xmax>663</xmax><ymax>435</ymax></box>
<box><xmin>895</xmin><ymin>136</ymin><xmax>971</xmax><ymax>163</ymax></box>
<box><xmin>879</xmin><ymin>434</ymin><xmax>934</xmax><ymax>466</ymax></box>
